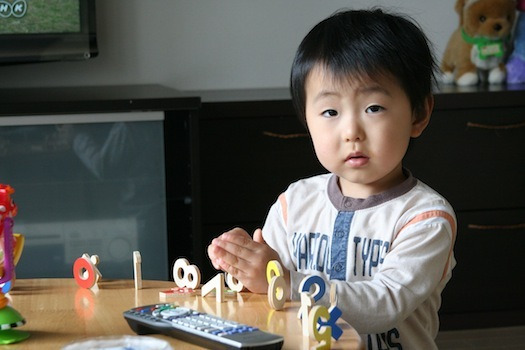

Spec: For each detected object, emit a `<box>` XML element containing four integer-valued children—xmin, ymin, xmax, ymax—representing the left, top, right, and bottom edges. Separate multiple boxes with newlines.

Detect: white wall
<box><xmin>0</xmin><ymin>0</ymin><xmax>457</xmax><ymax>91</ymax></box>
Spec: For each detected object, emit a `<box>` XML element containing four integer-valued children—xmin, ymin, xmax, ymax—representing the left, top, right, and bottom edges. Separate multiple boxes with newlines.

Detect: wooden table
<box><xmin>4</xmin><ymin>279</ymin><xmax>363</xmax><ymax>349</ymax></box>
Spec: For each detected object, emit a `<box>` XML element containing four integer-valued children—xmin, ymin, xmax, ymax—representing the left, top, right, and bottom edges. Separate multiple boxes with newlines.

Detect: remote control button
<box><xmin>160</xmin><ymin>307</ymin><xmax>190</xmax><ymax>318</ymax></box>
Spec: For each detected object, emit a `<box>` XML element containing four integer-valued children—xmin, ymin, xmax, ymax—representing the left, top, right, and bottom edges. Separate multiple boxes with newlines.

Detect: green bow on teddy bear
<box><xmin>461</xmin><ymin>28</ymin><xmax>509</xmax><ymax>59</ymax></box>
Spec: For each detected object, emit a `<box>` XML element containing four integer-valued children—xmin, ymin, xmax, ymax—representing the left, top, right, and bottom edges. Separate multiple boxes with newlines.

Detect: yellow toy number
<box><xmin>309</xmin><ymin>305</ymin><xmax>332</xmax><ymax>350</ymax></box>
<box><xmin>266</xmin><ymin>260</ymin><xmax>283</xmax><ymax>282</ymax></box>
<box><xmin>266</xmin><ymin>260</ymin><xmax>286</xmax><ymax>310</ymax></box>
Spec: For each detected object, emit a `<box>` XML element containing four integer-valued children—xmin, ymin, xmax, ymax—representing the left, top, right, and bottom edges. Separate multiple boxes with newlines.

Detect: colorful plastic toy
<box><xmin>0</xmin><ymin>184</ymin><xmax>28</xmax><ymax>344</ymax></box>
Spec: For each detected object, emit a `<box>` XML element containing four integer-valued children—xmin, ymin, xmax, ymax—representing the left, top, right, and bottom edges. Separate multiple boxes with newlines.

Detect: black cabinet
<box><xmin>404</xmin><ymin>86</ymin><xmax>525</xmax><ymax>329</ymax></box>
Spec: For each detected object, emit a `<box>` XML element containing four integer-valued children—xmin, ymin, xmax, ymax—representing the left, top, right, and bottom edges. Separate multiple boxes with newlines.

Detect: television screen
<box><xmin>0</xmin><ymin>0</ymin><xmax>97</xmax><ymax>64</ymax></box>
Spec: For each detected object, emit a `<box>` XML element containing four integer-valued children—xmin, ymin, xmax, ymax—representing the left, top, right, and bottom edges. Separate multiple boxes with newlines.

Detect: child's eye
<box><xmin>322</xmin><ymin>109</ymin><xmax>338</xmax><ymax>118</ymax></box>
<box><xmin>365</xmin><ymin>105</ymin><xmax>384</xmax><ymax>113</ymax></box>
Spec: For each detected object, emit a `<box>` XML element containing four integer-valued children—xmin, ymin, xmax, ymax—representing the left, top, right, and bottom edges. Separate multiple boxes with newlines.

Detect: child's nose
<box><xmin>343</xmin><ymin>117</ymin><xmax>363</xmax><ymax>142</ymax></box>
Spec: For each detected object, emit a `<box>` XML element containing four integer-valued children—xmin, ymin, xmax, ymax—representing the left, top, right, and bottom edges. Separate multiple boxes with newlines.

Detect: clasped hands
<box><xmin>207</xmin><ymin>227</ymin><xmax>290</xmax><ymax>294</ymax></box>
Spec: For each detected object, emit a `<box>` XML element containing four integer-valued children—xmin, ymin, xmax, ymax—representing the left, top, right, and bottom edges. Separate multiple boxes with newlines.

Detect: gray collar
<box><xmin>327</xmin><ymin>169</ymin><xmax>417</xmax><ymax>211</ymax></box>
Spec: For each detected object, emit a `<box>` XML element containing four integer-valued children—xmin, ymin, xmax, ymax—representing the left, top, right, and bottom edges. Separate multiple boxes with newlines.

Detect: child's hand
<box><xmin>207</xmin><ymin>227</ymin><xmax>288</xmax><ymax>294</ymax></box>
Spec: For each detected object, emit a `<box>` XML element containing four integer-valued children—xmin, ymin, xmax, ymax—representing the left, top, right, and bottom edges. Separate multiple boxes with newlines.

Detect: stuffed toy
<box><xmin>506</xmin><ymin>0</ymin><xmax>525</xmax><ymax>83</ymax></box>
<box><xmin>441</xmin><ymin>0</ymin><xmax>517</xmax><ymax>86</ymax></box>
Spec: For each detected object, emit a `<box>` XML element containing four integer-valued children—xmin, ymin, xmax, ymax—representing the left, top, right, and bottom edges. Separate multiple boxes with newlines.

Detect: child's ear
<box><xmin>410</xmin><ymin>95</ymin><xmax>434</xmax><ymax>138</ymax></box>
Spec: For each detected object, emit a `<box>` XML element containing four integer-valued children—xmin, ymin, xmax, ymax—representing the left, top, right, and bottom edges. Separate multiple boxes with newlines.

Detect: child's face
<box><xmin>305</xmin><ymin>65</ymin><xmax>429</xmax><ymax>198</ymax></box>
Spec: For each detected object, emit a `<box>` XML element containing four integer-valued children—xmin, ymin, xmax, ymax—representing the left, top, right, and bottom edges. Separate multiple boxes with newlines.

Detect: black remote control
<box><xmin>124</xmin><ymin>303</ymin><xmax>284</xmax><ymax>349</ymax></box>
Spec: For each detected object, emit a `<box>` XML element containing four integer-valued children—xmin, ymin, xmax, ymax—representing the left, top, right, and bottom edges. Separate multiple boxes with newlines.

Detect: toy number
<box><xmin>133</xmin><ymin>251</ymin><xmax>142</xmax><ymax>290</ymax></box>
<box><xmin>266</xmin><ymin>260</ymin><xmax>283</xmax><ymax>282</ymax></box>
<box><xmin>309</xmin><ymin>305</ymin><xmax>332</xmax><ymax>350</ymax></box>
<box><xmin>300</xmin><ymin>292</ymin><xmax>314</xmax><ymax>336</ymax></box>
<box><xmin>173</xmin><ymin>258</ymin><xmax>201</xmax><ymax>289</ymax></box>
<box><xmin>299</xmin><ymin>275</ymin><xmax>326</xmax><ymax>302</ymax></box>
<box><xmin>324</xmin><ymin>306</ymin><xmax>343</xmax><ymax>340</ymax></box>
<box><xmin>73</xmin><ymin>256</ymin><xmax>96</xmax><ymax>289</ymax></box>
<box><xmin>201</xmin><ymin>273</ymin><xmax>225</xmax><ymax>302</ymax></box>
<box><xmin>225</xmin><ymin>272</ymin><xmax>243</xmax><ymax>292</ymax></box>
<box><xmin>266</xmin><ymin>260</ymin><xmax>287</xmax><ymax>310</ymax></box>
<box><xmin>268</xmin><ymin>274</ymin><xmax>287</xmax><ymax>310</ymax></box>
<box><xmin>73</xmin><ymin>254</ymin><xmax>101</xmax><ymax>289</ymax></box>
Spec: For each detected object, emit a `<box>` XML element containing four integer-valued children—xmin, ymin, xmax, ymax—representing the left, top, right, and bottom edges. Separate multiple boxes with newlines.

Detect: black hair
<box><xmin>290</xmin><ymin>8</ymin><xmax>437</xmax><ymax>125</ymax></box>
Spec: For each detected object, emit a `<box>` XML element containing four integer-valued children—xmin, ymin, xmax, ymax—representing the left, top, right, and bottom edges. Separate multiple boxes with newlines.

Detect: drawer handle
<box><xmin>466</xmin><ymin>121</ymin><xmax>525</xmax><ymax>130</ymax></box>
<box><xmin>263</xmin><ymin>131</ymin><xmax>308</xmax><ymax>139</ymax></box>
<box><xmin>468</xmin><ymin>223</ymin><xmax>525</xmax><ymax>230</ymax></box>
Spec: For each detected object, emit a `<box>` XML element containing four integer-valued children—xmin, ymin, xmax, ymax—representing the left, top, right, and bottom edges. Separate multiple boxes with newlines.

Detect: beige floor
<box><xmin>435</xmin><ymin>326</ymin><xmax>525</xmax><ymax>349</ymax></box>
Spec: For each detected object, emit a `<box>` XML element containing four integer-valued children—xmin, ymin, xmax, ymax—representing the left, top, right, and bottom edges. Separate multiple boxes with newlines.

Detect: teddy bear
<box><xmin>506</xmin><ymin>0</ymin><xmax>525</xmax><ymax>83</ymax></box>
<box><xmin>441</xmin><ymin>0</ymin><xmax>517</xmax><ymax>86</ymax></box>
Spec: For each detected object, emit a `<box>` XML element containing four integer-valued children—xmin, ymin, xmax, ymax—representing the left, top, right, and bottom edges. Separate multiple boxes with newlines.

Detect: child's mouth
<box><xmin>346</xmin><ymin>153</ymin><xmax>369</xmax><ymax>167</ymax></box>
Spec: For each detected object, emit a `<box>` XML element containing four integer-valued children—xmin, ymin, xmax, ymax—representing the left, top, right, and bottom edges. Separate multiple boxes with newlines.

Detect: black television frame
<box><xmin>0</xmin><ymin>0</ymin><xmax>98</xmax><ymax>65</ymax></box>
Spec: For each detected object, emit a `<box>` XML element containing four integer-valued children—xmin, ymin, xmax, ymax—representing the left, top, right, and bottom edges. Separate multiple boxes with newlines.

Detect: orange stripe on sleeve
<box><xmin>399</xmin><ymin>210</ymin><xmax>456</xmax><ymax>236</ymax></box>
<box><xmin>398</xmin><ymin>210</ymin><xmax>457</xmax><ymax>280</ymax></box>
<box><xmin>278</xmin><ymin>193</ymin><xmax>288</xmax><ymax>226</ymax></box>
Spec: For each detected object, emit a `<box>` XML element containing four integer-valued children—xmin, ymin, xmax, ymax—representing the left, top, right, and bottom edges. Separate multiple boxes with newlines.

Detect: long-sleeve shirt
<box><xmin>262</xmin><ymin>171</ymin><xmax>456</xmax><ymax>350</ymax></box>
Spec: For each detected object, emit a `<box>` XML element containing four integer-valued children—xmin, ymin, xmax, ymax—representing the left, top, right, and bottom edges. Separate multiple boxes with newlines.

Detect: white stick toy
<box><xmin>133</xmin><ymin>251</ymin><xmax>142</xmax><ymax>290</ymax></box>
